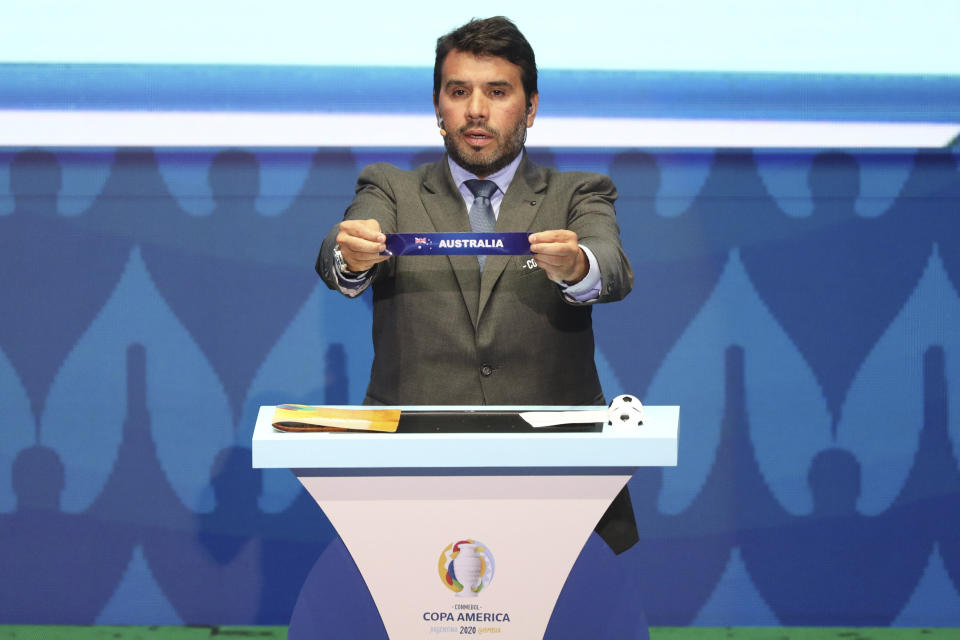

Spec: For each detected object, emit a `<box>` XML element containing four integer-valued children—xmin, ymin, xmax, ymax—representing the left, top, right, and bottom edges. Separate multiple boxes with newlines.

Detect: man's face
<box><xmin>435</xmin><ymin>49</ymin><xmax>538</xmax><ymax>178</ymax></box>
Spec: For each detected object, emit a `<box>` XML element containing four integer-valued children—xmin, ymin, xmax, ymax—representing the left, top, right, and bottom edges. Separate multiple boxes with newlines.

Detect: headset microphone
<box><xmin>438</xmin><ymin>118</ymin><xmax>447</xmax><ymax>136</ymax></box>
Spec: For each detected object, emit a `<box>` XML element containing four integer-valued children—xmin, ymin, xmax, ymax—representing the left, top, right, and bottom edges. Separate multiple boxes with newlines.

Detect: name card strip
<box><xmin>383</xmin><ymin>232</ymin><xmax>531</xmax><ymax>256</ymax></box>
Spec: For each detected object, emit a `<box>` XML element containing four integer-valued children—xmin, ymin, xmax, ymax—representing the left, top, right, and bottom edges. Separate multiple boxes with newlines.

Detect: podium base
<box><xmin>296</xmin><ymin>472</ymin><xmax>630</xmax><ymax>638</ymax></box>
<box><xmin>289</xmin><ymin>534</ymin><xmax>649</xmax><ymax>640</ymax></box>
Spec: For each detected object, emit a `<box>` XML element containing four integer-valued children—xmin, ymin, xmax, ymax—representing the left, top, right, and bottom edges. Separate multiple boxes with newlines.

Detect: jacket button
<box><xmin>480</xmin><ymin>364</ymin><xmax>493</xmax><ymax>377</ymax></box>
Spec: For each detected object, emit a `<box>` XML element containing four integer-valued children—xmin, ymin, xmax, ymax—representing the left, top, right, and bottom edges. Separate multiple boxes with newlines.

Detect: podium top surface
<box><xmin>252</xmin><ymin>405</ymin><xmax>678</xmax><ymax>471</ymax></box>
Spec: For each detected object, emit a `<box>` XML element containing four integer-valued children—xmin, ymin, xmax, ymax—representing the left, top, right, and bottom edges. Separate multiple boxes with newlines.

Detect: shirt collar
<box><xmin>447</xmin><ymin>150</ymin><xmax>524</xmax><ymax>196</ymax></box>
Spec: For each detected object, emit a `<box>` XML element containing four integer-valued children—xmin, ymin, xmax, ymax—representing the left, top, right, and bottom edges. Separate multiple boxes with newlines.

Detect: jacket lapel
<box><xmin>420</xmin><ymin>159</ymin><xmax>481</xmax><ymax>327</ymax></box>
<box><xmin>478</xmin><ymin>155</ymin><xmax>548</xmax><ymax>319</ymax></box>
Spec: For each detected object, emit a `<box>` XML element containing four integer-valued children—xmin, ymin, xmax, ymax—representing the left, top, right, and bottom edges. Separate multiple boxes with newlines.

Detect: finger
<box><xmin>343</xmin><ymin>251</ymin><xmax>390</xmax><ymax>272</ymax></box>
<box><xmin>338</xmin><ymin>235</ymin><xmax>387</xmax><ymax>257</ymax></box>
<box><xmin>342</xmin><ymin>228</ymin><xmax>385</xmax><ymax>245</ymax></box>
<box><xmin>348</xmin><ymin>249</ymin><xmax>387</xmax><ymax>264</ymax></box>
<box><xmin>356</xmin><ymin>254</ymin><xmax>391</xmax><ymax>268</ymax></box>
<box><xmin>531</xmin><ymin>241</ymin><xmax>579</xmax><ymax>257</ymax></box>
<box><xmin>340</xmin><ymin>220</ymin><xmax>385</xmax><ymax>242</ymax></box>
<box><xmin>530</xmin><ymin>253</ymin><xmax>574</xmax><ymax>271</ymax></box>
<box><xmin>535</xmin><ymin>260</ymin><xmax>574</xmax><ymax>277</ymax></box>
<box><xmin>529</xmin><ymin>230</ymin><xmax>576</xmax><ymax>245</ymax></box>
<box><xmin>338</xmin><ymin>230</ymin><xmax>384</xmax><ymax>249</ymax></box>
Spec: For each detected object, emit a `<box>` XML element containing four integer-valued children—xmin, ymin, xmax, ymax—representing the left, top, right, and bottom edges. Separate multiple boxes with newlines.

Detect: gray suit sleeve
<box><xmin>564</xmin><ymin>172</ymin><xmax>633</xmax><ymax>304</ymax></box>
<box><xmin>316</xmin><ymin>164</ymin><xmax>400</xmax><ymax>294</ymax></box>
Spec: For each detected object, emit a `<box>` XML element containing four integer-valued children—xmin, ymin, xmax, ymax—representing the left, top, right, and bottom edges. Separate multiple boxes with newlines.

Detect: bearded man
<box><xmin>316</xmin><ymin>16</ymin><xmax>637</xmax><ymax>554</ymax></box>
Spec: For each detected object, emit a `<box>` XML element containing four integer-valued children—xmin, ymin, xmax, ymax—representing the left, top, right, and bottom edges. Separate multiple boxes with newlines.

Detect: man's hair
<box><xmin>433</xmin><ymin>16</ymin><xmax>538</xmax><ymax>105</ymax></box>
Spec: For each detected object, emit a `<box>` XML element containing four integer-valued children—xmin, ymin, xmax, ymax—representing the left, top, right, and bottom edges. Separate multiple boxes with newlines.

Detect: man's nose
<box><xmin>465</xmin><ymin>92</ymin><xmax>489</xmax><ymax>120</ymax></box>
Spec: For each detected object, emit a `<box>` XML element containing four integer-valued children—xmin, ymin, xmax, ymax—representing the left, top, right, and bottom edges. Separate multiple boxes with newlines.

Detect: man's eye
<box><xmin>452</xmin><ymin>88</ymin><xmax>467</xmax><ymax>97</ymax></box>
<box><xmin>491</xmin><ymin>89</ymin><xmax>504</xmax><ymax>97</ymax></box>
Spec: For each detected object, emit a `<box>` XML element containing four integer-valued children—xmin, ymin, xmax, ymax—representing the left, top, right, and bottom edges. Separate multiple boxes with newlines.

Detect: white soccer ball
<box><xmin>607</xmin><ymin>394</ymin><xmax>644</xmax><ymax>428</ymax></box>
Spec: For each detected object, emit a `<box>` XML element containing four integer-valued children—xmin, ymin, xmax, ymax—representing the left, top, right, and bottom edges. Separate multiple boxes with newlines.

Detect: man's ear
<box><xmin>526</xmin><ymin>93</ymin><xmax>539</xmax><ymax>127</ymax></box>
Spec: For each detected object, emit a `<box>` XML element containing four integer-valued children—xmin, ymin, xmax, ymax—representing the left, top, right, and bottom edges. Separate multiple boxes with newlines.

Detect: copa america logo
<box><xmin>438</xmin><ymin>539</ymin><xmax>495</xmax><ymax>597</ymax></box>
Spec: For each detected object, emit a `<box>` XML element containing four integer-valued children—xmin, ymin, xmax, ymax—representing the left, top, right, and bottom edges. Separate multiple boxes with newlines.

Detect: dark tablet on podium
<box><xmin>396</xmin><ymin>409</ymin><xmax>602</xmax><ymax>433</ymax></box>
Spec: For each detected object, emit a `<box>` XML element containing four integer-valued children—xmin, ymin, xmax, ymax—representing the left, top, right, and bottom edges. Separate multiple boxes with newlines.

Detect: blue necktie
<box><xmin>465</xmin><ymin>179</ymin><xmax>498</xmax><ymax>268</ymax></box>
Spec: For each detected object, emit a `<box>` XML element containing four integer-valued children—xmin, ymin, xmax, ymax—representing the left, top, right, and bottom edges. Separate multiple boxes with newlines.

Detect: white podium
<box><xmin>252</xmin><ymin>405</ymin><xmax>679</xmax><ymax>639</ymax></box>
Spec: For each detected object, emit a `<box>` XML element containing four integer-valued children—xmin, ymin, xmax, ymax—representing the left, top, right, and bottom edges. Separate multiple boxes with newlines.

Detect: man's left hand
<box><xmin>529</xmin><ymin>230</ymin><xmax>588</xmax><ymax>284</ymax></box>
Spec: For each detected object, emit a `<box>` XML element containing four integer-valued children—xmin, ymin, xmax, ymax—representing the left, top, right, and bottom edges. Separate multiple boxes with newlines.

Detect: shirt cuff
<box><xmin>335</xmin><ymin>263</ymin><xmax>374</xmax><ymax>298</ymax></box>
<box><xmin>560</xmin><ymin>245</ymin><xmax>602</xmax><ymax>302</ymax></box>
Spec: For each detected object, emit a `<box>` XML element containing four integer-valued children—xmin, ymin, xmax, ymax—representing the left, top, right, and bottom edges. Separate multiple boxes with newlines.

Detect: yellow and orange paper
<box><xmin>272</xmin><ymin>404</ymin><xmax>401</xmax><ymax>433</ymax></box>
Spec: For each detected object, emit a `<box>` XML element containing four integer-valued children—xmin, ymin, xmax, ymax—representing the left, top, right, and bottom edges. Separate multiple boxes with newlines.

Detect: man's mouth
<box><xmin>462</xmin><ymin>128</ymin><xmax>495</xmax><ymax>146</ymax></box>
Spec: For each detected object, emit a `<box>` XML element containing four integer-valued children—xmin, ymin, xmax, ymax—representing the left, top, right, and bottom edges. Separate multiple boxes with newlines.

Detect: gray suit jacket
<box><xmin>317</xmin><ymin>154</ymin><xmax>633</xmax><ymax>406</ymax></box>
<box><xmin>317</xmin><ymin>154</ymin><xmax>638</xmax><ymax>552</ymax></box>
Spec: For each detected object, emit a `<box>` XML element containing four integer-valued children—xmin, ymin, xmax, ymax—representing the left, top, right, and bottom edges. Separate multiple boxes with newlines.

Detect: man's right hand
<box><xmin>335</xmin><ymin>219</ymin><xmax>389</xmax><ymax>272</ymax></box>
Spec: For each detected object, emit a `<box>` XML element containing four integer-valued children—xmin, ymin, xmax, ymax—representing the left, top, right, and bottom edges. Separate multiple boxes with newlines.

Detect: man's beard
<box><xmin>443</xmin><ymin>116</ymin><xmax>527</xmax><ymax>178</ymax></box>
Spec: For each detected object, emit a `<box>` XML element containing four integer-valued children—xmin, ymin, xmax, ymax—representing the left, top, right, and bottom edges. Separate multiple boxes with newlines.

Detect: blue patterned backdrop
<box><xmin>1</xmin><ymin>146</ymin><xmax>959</xmax><ymax>626</ymax></box>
